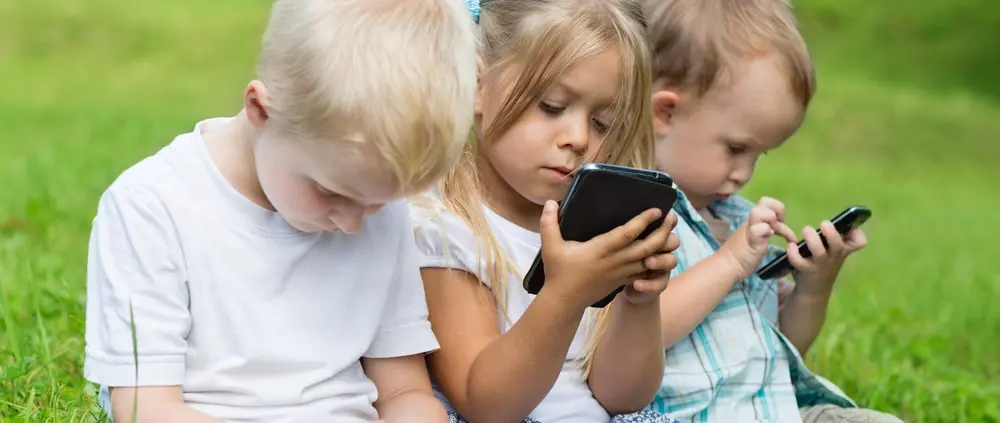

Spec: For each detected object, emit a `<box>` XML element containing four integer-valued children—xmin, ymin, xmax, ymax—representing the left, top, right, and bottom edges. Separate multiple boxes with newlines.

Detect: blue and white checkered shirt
<box><xmin>648</xmin><ymin>191</ymin><xmax>856</xmax><ymax>422</ymax></box>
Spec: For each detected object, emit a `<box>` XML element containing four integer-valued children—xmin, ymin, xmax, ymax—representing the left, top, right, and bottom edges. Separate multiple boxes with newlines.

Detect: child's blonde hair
<box><xmin>435</xmin><ymin>0</ymin><xmax>654</xmax><ymax>379</ymax></box>
<box><xmin>257</xmin><ymin>0</ymin><xmax>478</xmax><ymax>194</ymax></box>
<box><xmin>645</xmin><ymin>0</ymin><xmax>816</xmax><ymax>108</ymax></box>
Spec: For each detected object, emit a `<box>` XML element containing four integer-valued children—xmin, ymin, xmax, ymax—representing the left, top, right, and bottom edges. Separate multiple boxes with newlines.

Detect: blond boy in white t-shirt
<box><xmin>82</xmin><ymin>1</ymin><xmax>477</xmax><ymax>422</ymax></box>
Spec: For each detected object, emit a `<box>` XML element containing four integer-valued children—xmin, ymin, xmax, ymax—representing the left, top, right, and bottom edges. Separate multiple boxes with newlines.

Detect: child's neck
<box><xmin>203</xmin><ymin>111</ymin><xmax>273</xmax><ymax>211</ymax></box>
<box><xmin>697</xmin><ymin>206</ymin><xmax>734</xmax><ymax>244</ymax></box>
<box><xmin>476</xmin><ymin>155</ymin><xmax>545</xmax><ymax>233</ymax></box>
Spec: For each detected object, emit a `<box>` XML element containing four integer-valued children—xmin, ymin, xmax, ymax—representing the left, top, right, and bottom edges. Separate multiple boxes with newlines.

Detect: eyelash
<box><xmin>539</xmin><ymin>101</ymin><xmax>564</xmax><ymax>114</ymax></box>
<box><xmin>539</xmin><ymin>101</ymin><xmax>611</xmax><ymax>135</ymax></box>
<box><xmin>728</xmin><ymin>144</ymin><xmax>747</xmax><ymax>155</ymax></box>
<box><xmin>315</xmin><ymin>183</ymin><xmax>337</xmax><ymax>197</ymax></box>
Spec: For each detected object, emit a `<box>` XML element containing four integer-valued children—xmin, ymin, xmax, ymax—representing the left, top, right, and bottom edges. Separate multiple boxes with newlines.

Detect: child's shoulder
<box><xmin>98</xmin><ymin>135</ymin><xmax>195</xmax><ymax>215</ymax></box>
<box><xmin>408</xmin><ymin>191</ymin><xmax>470</xmax><ymax>233</ymax></box>
<box><xmin>406</xmin><ymin>191</ymin><xmax>481</xmax><ymax>271</ymax></box>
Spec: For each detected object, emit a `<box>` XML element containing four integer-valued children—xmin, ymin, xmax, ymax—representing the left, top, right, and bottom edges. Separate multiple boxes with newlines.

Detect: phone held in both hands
<box><xmin>755</xmin><ymin>205</ymin><xmax>872</xmax><ymax>280</ymax></box>
<box><xmin>521</xmin><ymin>163</ymin><xmax>679</xmax><ymax>308</ymax></box>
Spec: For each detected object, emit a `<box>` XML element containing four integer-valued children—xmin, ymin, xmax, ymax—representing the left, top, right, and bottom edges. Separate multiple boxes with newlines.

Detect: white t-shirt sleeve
<box><xmin>409</xmin><ymin>202</ymin><xmax>481</xmax><ymax>279</ymax></box>
<box><xmin>364</xmin><ymin>210</ymin><xmax>440</xmax><ymax>358</ymax></box>
<box><xmin>84</xmin><ymin>183</ymin><xmax>191</xmax><ymax>387</ymax></box>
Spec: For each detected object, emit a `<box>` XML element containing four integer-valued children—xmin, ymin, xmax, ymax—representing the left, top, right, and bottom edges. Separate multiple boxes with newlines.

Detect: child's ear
<box><xmin>474</xmin><ymin>56</ymin><xmax>485</xmax><ymax>117</ymax></box>
<box><xmin>244</xmin><ymin>80</ymin><xmax>272</xmax><ymax>129</ymax></box>
<box><xmin>651</xmin><ymin>89</ymin><xmax>681</xmax><ymax>136</ymax></box>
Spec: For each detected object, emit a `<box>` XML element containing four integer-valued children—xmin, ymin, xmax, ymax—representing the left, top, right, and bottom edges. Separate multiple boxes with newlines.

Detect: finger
<box><xmin>610</xmin><ymin>261</ymin><xmax>651</xmax><ymax>283</ymax></box>
<box><xmin>748</xmin><ymin>205</ymin><xmax>777</xmax><ymax>226</ymax></box>
<box><xmin>664</xmin><ymin>232</ymin><xmax>680</xmax><ymax>253</ymax></box>
<box><xmin>666</xmin><ymin>211</ymin><xmax>679</xmax><ymax>232</ymax></box>
<box><xmin>844</xmin><ymin>228</ymin><xmax>868</xmax><ymax>251</ymax></box>
<box><xmin>643</xmin><ymin>251</ymin><xmax>678</xmax><ymax>272</ymax></box>
<box><xmin>801</xmin><ymin>226</ymin><xmax>827</xmax><ymax>260</ymax></box>
<box><xmin>597</xmin><ymin>207</ymin><xmax>663</xmax><ymax>251</ymax></box>
<box><xmin>757</xmin><ymin>197</ymin><xmax>787</xmax><ymax>221</ymax></box>
<box><xmin>630</xmin><ymin>277</ymin><xmax>668</xmax><ymax>294</ymax></box>
<box><xmin>786</xmin><ymin>241</ymin><xmax>813</xmax><ymax>271</ymax></box>
<box><xmin>818</xmin><ymin>221</ymin><xmax>845</xmax><ymax>255</ymax></box>
<box><xmin>772</xmin><ymin>221</ymin><xmax>799</xmax><ymax>244</ymax></box>
<box><xmin>748</xmin><ymin>221</ymin><xmax>775</xmax><ymax>243</ymax></box>
<box><xmin>538</xmin><ymin>200</ymin><xmax>564</xmax><ymax>249</ymax></box>
<box><xmin>618</xmin><ymin>222</ymin><xmax>670</xmax><ymax>264</ymax></box>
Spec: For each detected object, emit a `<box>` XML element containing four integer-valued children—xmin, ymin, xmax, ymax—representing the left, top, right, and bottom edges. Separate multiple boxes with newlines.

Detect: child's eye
<box><xmin>315</xmin><ymin>183</ymin><xmax>337</xmax><ymax>196</ymax></box>
<box><xmin>591</xmin><ymin>118</ymin><xmax>611</xmax><ymax>135</ymax></box>
<box><xmin>728</xmin><ymin>144</ymin><xmax>747</xmax><ymax>155</ymax></box>
<box><xmin>539</xmin><ymin>101</ymin><xmax>564</xmax><ymax>115</ymax></box>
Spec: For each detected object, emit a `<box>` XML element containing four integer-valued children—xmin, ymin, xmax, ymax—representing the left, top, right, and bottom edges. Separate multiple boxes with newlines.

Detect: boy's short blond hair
<box><xmin>644</xmin><ymin>0</ymin><xmax>815</xmax><ymax>108</ymax></box>
<box><xmin>257</xmin><ymin>0</ymin><xmax>478</xmax><ymax>194</ymax></box>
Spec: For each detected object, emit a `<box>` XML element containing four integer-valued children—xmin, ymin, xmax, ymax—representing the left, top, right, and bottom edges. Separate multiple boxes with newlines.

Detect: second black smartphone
<box><xmin>755</xmin><ymin>205</ymin><xmax>872</xmax><ymax>280</ymax></box>
<box><xmin>521</xmin><ymin>163</ymin><xmax>678</xmax><ymax>308</ymax></box>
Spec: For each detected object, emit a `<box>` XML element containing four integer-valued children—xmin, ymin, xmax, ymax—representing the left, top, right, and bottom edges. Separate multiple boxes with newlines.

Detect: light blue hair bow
<box><xmin>466</xmin><ymin>0</ymin><xmax>480</xmax><ymax>24</ymax></box>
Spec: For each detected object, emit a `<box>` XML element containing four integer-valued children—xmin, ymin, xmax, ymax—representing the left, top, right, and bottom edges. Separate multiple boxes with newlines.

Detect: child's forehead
<box><xmin>300</xmin><ymin>136</ymin><xmax>384</xmax><ymax>172</ymax></box>
<box><xmin>690</xmin><ymin>55</ymin><xmax>799</xmax><ymax>110</ymax></box>
<box><xmin>300</xmin><ymin>143</ymin><xmax>402</xmax><ymax>202</ymax></box>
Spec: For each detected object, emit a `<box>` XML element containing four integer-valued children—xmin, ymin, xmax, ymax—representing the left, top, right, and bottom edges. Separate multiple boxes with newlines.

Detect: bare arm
<box><xmin>364</xmin><ymin>354</ymin><xmax>448</xmax><ymax>423</ymax></box>
<box><xmin>109</xmin><ymin>387</ymin><xmax>223</xmax><ymax>423</ymax></box>
<box><xmin>421</xmin><ymin>268</ymin><xmax>585</xmax><ymax>423</ymax></box>
<box><xmin>779</xmin><ymin>223</ymin><xmax>868</xmax><ymax>356</ymax></box>
<box><xmin>778</xmin><ymin>288</ymin><xmax>832</xmax><ymax>356</ymax></box>
<box><xmin>659</xmin><ymin>199</ymin><xmax>799</xmax><ymax>347</ymax></box>
<box><xmin>658</xmin><ymin>252</ymin><xmax>743</xmax><ymax>346</ymax></box>
<box><xmin>587</xmin><ymin>296</ymin><xmax>665</xmax><ymax>414</ymax></box>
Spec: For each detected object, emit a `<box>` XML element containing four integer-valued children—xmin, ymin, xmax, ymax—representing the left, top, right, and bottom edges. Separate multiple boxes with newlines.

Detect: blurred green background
<box><xmin>1</xmin><ymin>0</ymin><xmax>998</xmax><ymax>421</ymax></box>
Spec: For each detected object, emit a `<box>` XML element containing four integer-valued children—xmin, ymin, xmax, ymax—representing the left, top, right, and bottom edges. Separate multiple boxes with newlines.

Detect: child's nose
<box><xmin>558</xmin><ymin>117</ymin><xmax>590</xmax><ymax>152</ymax></box>
<box><xmin>731</xmin><ymin>162</ymin><xmax>754</xmax><ymax>186</ymax></box>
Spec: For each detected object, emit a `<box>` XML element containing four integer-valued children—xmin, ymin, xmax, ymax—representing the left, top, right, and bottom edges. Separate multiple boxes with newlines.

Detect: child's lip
<box><xmin>546</xmin><ymin>166</ymin><xmax>574</xmax><ymax>176</ymax></box>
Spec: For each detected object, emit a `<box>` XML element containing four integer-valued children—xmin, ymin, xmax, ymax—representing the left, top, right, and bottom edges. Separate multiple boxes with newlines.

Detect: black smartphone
<box><xmin>755</xmin><ymin>205</ymin><xmax>872</xmax><ymax>280</ymax></box>
<box><xmin>522</xmin><ymin>163</ymin><xmax>679</xmax><ymax>308</ymax></box>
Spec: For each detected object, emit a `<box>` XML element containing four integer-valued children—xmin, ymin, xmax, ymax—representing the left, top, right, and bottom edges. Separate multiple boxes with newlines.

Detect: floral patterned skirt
<box><xmin>447</xmin><ymin>409</ymin><xmax>680</xmax><ymax>423</ymax></box>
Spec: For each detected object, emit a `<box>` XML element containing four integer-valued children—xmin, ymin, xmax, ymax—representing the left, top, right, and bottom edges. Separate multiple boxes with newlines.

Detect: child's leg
<box><xmin>800</xmin><ymin>404</ymin><xmax>905</xmax><ymax>423</ymax></box>
<box><xmin>610</xmin><ymin>409</ymin><xmax>681</xmax><ymax>423</ymax></box>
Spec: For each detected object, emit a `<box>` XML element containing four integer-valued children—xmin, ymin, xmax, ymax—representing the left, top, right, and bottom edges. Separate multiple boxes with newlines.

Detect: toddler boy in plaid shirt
<box><xmin>642</xmin><ymin>0</ymin><xmax>904</xmax><ymax>421</ymax></box>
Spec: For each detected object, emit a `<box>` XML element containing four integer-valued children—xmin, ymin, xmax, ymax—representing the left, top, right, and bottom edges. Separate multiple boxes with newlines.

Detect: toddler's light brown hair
<box><xmin>644</xmin><ymin>0</ymin><xmax>815</xmax><ymax>108</ymax></box>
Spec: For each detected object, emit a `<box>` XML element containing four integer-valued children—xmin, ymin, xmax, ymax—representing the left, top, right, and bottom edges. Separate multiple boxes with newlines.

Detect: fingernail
<box><xmin>544</xmin><ymin>200</ymin><xmax>555</xmax><ymax>212</ymax></box>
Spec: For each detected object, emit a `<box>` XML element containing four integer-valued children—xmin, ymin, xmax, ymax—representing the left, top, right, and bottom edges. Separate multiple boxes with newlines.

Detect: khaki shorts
<box><xmin>801</xmin><ymin>404</ymin><xmax>905</xmax><ymax>423</ymax></box>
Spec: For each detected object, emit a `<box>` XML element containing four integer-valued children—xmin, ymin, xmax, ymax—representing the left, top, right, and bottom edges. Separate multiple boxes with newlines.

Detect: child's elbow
<box><xmin>591</xmin><ymin>385</ymin><xmax>659</xmax><ymax>416</ymax></box>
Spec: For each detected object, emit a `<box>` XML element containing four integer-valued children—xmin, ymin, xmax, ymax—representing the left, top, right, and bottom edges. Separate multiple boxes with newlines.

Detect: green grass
<box><xmin>1</xmin><ymin>0</ymin><xmax>998</xmax><ymax>422</ymax></box>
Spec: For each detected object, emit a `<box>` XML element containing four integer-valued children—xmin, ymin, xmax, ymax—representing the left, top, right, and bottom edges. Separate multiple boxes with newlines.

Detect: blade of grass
<box><xmin>129</xmin><ymin>299</ymin><xmax>138</xmax><ymax>423</ymax></box>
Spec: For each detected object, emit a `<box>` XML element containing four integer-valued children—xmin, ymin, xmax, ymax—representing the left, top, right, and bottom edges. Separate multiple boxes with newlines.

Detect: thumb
<box><xmin>539</xmin><ymin>200</ymin><xmax>564</xmax><ymax>248</ymax></box>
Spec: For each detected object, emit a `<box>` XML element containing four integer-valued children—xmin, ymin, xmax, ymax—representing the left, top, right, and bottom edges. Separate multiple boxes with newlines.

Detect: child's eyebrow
<box><xmin>553</xmin><ymin>81</ymin><xmax>582</xmax><ymax>100</ymax></box>
<box><xmin>720</xmin><ymin>135</ymin><xmax>758</xmax><ymax>147</ymax></box>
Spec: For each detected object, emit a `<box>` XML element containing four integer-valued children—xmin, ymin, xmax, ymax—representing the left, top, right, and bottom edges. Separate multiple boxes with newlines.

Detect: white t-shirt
<box><xmin>84</xmin><ymin>119</ymin><xmax>439</xmax><ymax>423</ymax></box>
<box><xmin>409</xmin><ymin>197</ymin><xmax>610</xmax><ymax>423</ymax></box>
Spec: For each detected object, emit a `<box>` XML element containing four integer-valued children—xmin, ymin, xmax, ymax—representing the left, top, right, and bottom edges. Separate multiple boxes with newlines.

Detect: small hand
<box><xmin>787</xmin><ymin>221</ymin><xmax>868</xmax><ymax>296</ymax></box>
<box><xmin>621</xmin><ymin>212</ymin><xmax>681</xmax><ymax>306</ymax></box>
<box><xmin>539</xmin><ymin>200</ymin><xmax>670</xmax><ymax>310</ymax></box>
<box><xmin>721</xmin><ymin>197</ymin><xmax>797</xmax><ymax>279</ymax></box>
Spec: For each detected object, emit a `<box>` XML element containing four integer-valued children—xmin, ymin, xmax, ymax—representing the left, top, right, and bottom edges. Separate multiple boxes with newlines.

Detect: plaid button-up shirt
<box><xmin>648</xmin><ymin>191</ymin><xmax>856</xmax><ymax>422</ymax></box>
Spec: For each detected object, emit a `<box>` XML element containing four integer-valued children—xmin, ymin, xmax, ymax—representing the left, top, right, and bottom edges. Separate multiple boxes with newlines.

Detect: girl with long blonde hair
<box><xmin>410</xmin><ymin>1</ymin><xmax>681</xmax><ymax>422</ymax></box>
